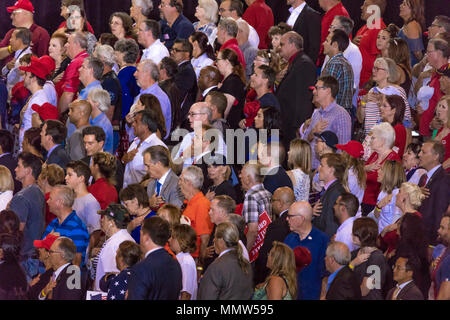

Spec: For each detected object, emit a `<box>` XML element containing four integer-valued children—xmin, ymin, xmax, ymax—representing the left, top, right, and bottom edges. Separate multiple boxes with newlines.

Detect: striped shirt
<box><xmin>242</xmin><ymin>183</ymin><xmax>272</xmax><ymax>223</ymax></box>
<box><xmin>43</xmin><ymin>211</ymin><xmax>90</xmax><ymax>267</ymax></box>
<box><xmin>321</xmin><ymin>53</ymin><xmax>354</xmax><ymax>111</ymax></box>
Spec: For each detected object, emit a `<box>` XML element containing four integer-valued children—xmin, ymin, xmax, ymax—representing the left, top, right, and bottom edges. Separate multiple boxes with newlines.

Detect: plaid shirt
<box><xmin>321</xmin><ymin>53</ymin><xmax>354</xmax><ymax>110</ymax></box>
<box><xmin>242</xmin><ymin>183</ymin><xmax>272</xmax><ymax>223</ymax></box>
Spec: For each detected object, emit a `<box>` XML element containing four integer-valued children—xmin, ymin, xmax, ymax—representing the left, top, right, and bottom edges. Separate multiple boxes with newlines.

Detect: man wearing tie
<box><xmin>418</xmin><ymin>141</ymin><xmax>450</xmax><ymax>245</ymax></box>
<box><xmin>387</xmin><ymin>256</ymin><xmax>423</xmax><ymax>300</ymax></box>
<box><xmin>143</xmin><ymin>145</ymin><xmax>184</xmax><ymax>209</ymax></box>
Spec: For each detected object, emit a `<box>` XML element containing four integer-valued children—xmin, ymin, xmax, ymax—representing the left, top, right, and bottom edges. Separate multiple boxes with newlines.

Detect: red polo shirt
<box><xmin>356</xmin><ymin>19</ymin><xmax>386</xmax><ymax>88</ymax></box>
<box><xmin>0</xmin><ymin>23</ymin><xmax>50</xmax><ymax>58</ymax></box>
<box><xmin>220</xmin><ymin>38</ymin><xmax>246</xmax><ymax>70</ymax></box>
<box><xmin>319</xmin><ymin>2</ymin><xmax>349</xmax><ymax>65</ymax></box>
<box><xmin>55</xmin><ymin>50</ymin><xmax>89</xmax><ymax>98</ymax></box>
<box><xmin>419</xmin><ymin>67</ymin><xmax>445</xmax><ymax>136</ymax></box>
<box><xmin>242</xmin><ymin>0</ymin><xmax>274</xmax><ymax>49</ymax></box>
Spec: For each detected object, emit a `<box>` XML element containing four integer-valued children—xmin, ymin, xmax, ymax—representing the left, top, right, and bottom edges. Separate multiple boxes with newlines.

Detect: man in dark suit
<box><xmin>387</xmin><ymin>255</ymin><xmax>424</xmax><ymax>300</ymax></box>
<box><xmin>81</xmin><ymin>126</ymin><xmax>124</xmax><ymax>192</ymax></box>
<box><xmin>418</xmin><ymin>141</ymin><xmax>450</xmax><ymax>245</ymax></box>
<box><xmin>143</xmin><ymin>145</ymin><xmax>183</xmax><ymax>209</ymax></box>
<box><xmin>39</xmin><ymin>237</ymin><xmax>85</xmax><ymax>300</ymax></box>
<box><xmin>324</xmin><ymin>241</ymin><xmax>361</xmax><ymax>300</ymax></box>
<box><xmin>198</xmin><ymin>66</ymin><xmax>220</xmax><ymax>102</ymax></box>
<box><xmin>313</xmin><ymin>153</ymin><xmax>346</xmax><ymax>238</ymax></box>
<box><xmin>254</xmin><ymin>187</ymin><xmax>294</xmax><ymax>284</ymax></box>
<box><xmin>0</xmin><ymin>130</ymin><xmax>21</xmax><ymax>193</ymax></box>
<box><xmin>287</xmin><ymin>0</ymin><xmax>321</xmax><ymax>64</ymax></box>
<box><xmin>40</xmin><ymin>119</ymin><xmax>70</xmax><ymax>170</ymax></box>
<box><xmin>260</xmin><ymin>142</ymin><xmax>293</xmax><ymax>194</ymax></box>
<box><xmin>128</xmin><ymin>216</ymin><xmax>182</xmax><ymax>300</ymax></box>
<box><xmin>172</xmin><ymin>39</ymin><xmax>197</xmax><ymax>122</ymax></box>
<box><xmin>276</xmin><ymin>31</ymin><xmax>317</xmax><ymax>150</ymax></box>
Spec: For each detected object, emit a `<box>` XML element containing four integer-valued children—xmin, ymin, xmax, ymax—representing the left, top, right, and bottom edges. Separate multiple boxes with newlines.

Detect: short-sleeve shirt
<box><xmin>434</xmin><ymin>248</ymin><xmax>450</xmax><ymax>295</ymax></box>
<box><xmin>88</xmin><ymin>178</ymin><xmax>118</xmax><ymax>210</ymax></box>
<box><xmin>182</xmin><ymin>192</ymin><xmax>213</xmax><ymax>258</ymax></box>
<box><xmin>95</xmin><ymin>229</ymin><xmax>135</xmax><ymax>291</ymax></box>
<box><xmin>284</xmin><ymin>228</ymin><xmax>330</xmax><ymax>300</ymax></box>
<box><xmin>55</xmin><ymin>51</ymin><xmax>89</xmax><ymax>97</ymax></box>
<box><xmin>66</xmin><ymin>125</ymin><xmax>88</xmax><ymax>160</ymax></box>
<box><xmin>242</xmin><ymin>183</ymin><xmax>272</xmax><ymax>224</ymax></box>
<box><xmin>42</xmin><ymin>211</ymin><xmax>90</xmax><ymax>266</ymax></box>
<box><xmin>9</xmin><ymin>184</ymin><xmax>45</xmax><ymax>258</ymax></box>
<box><xmin>218</xmin><ymin>74</ymin><xmax>246</xmax><ymax>129</ymax></box>
<box><xmin>73</xmin><ymin>193</ymin><xmax>101</xmax><ymax>234</ymax></box>
<box><xmin>176</xmin><ymin>252</ymin><xmax>198</xmax><ymax>300</ymax></box>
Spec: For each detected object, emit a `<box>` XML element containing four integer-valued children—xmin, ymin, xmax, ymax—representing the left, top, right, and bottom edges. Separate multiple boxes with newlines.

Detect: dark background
<box><xmin>1</xmin><ymin>0</ymin><xmax>450</xmax><ymax>41</ymax></box>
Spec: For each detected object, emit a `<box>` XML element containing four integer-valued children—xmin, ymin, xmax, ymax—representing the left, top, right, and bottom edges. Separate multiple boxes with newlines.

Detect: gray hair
<box><xmin>95</xmin><ymin>44</ymin><xmax>116</xmax><ymax>67</ymax></box>
<box><xmin>88</xmin><ymin>88</ymin><xmax>111</xmax><ymax>113</ymax></box>
<box><xmin>334</xmin><ymin>15</ymin><xmax>354</xmax><ymax>36</ymax></box>
<box><xmin>218</xmin><ymin>17</ymin><xmax>238</xmax><ymax>38</ymax></box>
<box><xmin>371</xmin><ymin>122</ymin><xmax>396</xmax><ymax>149</ymax></box>
<box><xmin>56</xmin><ymin>237</ymin><xmax>77</xmax><ymax>263</ymax></box>
<box><xmin>139</xmin><ymin>59</ymin><xmax>160</xmax><ymax>81</ymax></box>
<box><xmin>284</xmin><ymin>31</ymin><xmax>303</xmax><ymax>50</ymax></box>
<box><xmin>54</xmin><ymin>185</ymin><xmax>75</xmax><ymax>208</ymax></box>
<box><xmin>243</xmin><ymin>162</ymin><xmax>264</xmax><ymax>183</ymax></box>
<box><xmin>228</xmin><ymin>213</ymin><xmax>245</xmax><ymax>235</ymax></box>
<box><xmin>132</xmin><ymin>0</ymin><xmax>154</xmax><ymax>16</ymax></box>
<box><xmin>326</xmin><ymin>241</ymin><xmax>351</xmax><ymax>265</ymax></box>
<box><xmin>199</xmin><ymin>104</ymin><xmax>213</xmax><ymax>123</ymax></box>
<box><xmin>86</xmin><ymin>56</ymin><xmax>104</xmax><ymax>80</ymax></box>
<box><xmin>72</xmin><ymin>31</ymin><xmax>88</xmax><ymax>50</ymax></box>
<box><xmin>182</xmin><ymin>166</ymin><xmax>204</xmax><ymax>190</ymax></box>
<box><xmin>237</xmin><ymin>19</ymin><xmax>250</xmax><ymax>40</ymax></box>
<box><xmin>374</xmin><ymin>57</ymin><xmax>399</xmax><ymax>83</ymax></box>
<box><xmin>198</xmin><ymin>0</ymin><xmax>218</xmax><ymax>24</ymax></box>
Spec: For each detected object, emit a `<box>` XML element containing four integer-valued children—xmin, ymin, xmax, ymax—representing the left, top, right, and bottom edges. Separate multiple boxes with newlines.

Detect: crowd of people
<box><xmin>0</xmin><ymin>0</ymin><xmax>449</xmax><ymax>300</ymax></box>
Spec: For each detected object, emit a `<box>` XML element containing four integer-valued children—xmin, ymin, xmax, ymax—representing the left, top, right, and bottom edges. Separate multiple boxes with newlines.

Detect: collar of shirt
<box><xmin>84</xmin><ymin>80</ymin><xmax>101</xmax><ymax>91</ymax></box>
<box><xmin>47</xmin><ymin>144</ymin><xmax>60</xmax><ymax>158</ymax></box>
<box><xmin>427</xmin><ymin>164</ymin><xmax>441</xmax><ymax>180</ymax></box>
<box><xmin>329</xmin><ymin>52</ymin><xmax>344</xmax><ymax>61</ymax></box>
<box><xmin>288</xmin><ymin>50</ymin><xmax>300</xmax><ymax>65</ymax></box>
<box><xmin>158</xmin><ymin>169</ymin><xmax>171</xmax><ymax>186</ymax></box>
<box><xmin>105</xmin><ymin>229</ymin><xmax>129</xmax><ymax>245</ymax></box>
<box><xmin>187</xmin><ymin>191</ymin><xmax>205</xmax><ymax>206</ymax></box>
<box><xmin>324</xmin><ymin>179</ymin><xmax>337</xmax><ymax>191</ymax></box>
<box><xmin>327</xmin><ymin>266</ymin><xmax>344</xmax><ymax>291</ymax></box>
<box><xmin>397</xmin><ymin>279</ymin><xmax>413</xmax><ymax>291</ymax></box>
<box><xmin>221</xmin><ymin>38</ymin><xmax>239</xmax><ymax>51</ymax></box>
<box><xmin>141</xmin><ymin>82</ymin><xmax>159</xmax><ymax>95</ymax></box>
<box><xmin>178</xmin><ymin>60</ymin><xmax>189</xmax><ymax>67</ymax></box>
<box><xmin>337</xmin><ymin>216</ymin><xmax>355</xmax><ymax>233</ymax></box>
<box><xmin>287</xmin><ymin>2</ymin><xmax>306</xmax><ymax>26</ymax></box>
<box><xmin>145</xmin><ymin>246</ymin><xmax>163</xmax><ymax>259</ymax></box>
<box><xmin>73</xmin><ymin>50</ymin><xmax>89</xmax><ymax>61</ymax></box>
<box><xmin>145</xmin><ymin>39</ymin><xmax>163</xmax><ymax>52</ymax></box>
<box><xmin>319</xmin><ymin>100</ymin><xmax>337</xmax><ymax>115</ymax></box>
<box><xmin>53</xmin><ymin>263</ymin><xmax>71</xmax><ymax>281</ymax></box>
<box><xmin>245</xmin><ymin>183</ymin><xmax>265</xmax><ymax>197</ymax></box>
<box><xmin>90</xmin><ymin>111</ymin><xmax>107</xmax><ymax>124</ymax></box>
<box><xmin>219</xmin><ymin>248</ymin><xmax>235</xmax><ymax>258</ymax></box>
<box><xmin>279</xmin><ymin>209</ymin><xmax>288</xmax><ymax>218</ymax></box>
<box><xmin>0</xmin><ymin>152</ymin><xmax>10</xmax><ymax>158</ymax></box>
<box><xmin>202</xmin><ymin>85</ymin><xmax>217</xmax><ymax>97</ymax></box>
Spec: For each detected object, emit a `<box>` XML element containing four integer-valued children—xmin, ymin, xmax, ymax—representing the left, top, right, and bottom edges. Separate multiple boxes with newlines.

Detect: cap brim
<box><xmin>33</xmin><ymin>239</ymin><xmax>45</xmax><ymax>248</ymax></box>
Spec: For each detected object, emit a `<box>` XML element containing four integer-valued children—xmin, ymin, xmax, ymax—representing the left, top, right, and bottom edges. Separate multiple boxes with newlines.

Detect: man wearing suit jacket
<box><xmin>254</xmin><ymin>187</ymin><xmax>294</xmax><ymax>284</ymax></box>
<box><xmin>418</xmin><ymin>141</ymin><xmax>450</xmax><ymax>245</ymax></box>
<box><xmin>387</xmin><ymin>256</ymin><xmax>424</xmax><ymax>300</ymax></box>
<box><xmin>144</xmin><ymin>145</ymin><xmax>183</xmax><ymax>209</ymax></box>
<box><xmin>172</xmin><ymin>39</ymin><xmax>197</xmax><ymax>122</ymax></box>
<box><xmin>260</xmin><ymin>142</ymin><xmax>293</xmax><ymax>194</ymax></box>
<box><xmin>324</xmin><ymin>241</ymin><xmax>361</xmax><ymax>300</ymax></box>
<box><xmin>128</xmin><ymin>216</ymin><xmax>182</xmax><ymax>300</ymax></box>
<box><xmin>286</xmin><ymin>0</ymin><xmax>321</xmax><ymax>64</ymax></box>
<box><xmin>40</xmin><ymin>119</ymin><xmax>70</xmax><ymax>170</ymax></box>
<box><xmin>39</xmin><ymin>237</ymin><xmax>85</xmax><ymax>300</ymax></box>
<box><xmin>313</xmin><ymin>153</ymin><xmax>346</xmax><ymax>238</ymax></box>
<box><xmin>276</xmin><ymin>32</ymin><xmax>317</xmax><ymax>150</ymax></box>
<box><xmin>0</xmin><ymin>130</ymin><xmax>21</xmax><ymax>193</ymax></box>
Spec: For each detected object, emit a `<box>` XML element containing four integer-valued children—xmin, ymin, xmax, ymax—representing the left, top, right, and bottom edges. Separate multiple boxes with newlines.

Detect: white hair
<box><xmin>88</xmin><ymin>88</ymin><xmax>111</xmax><ymax>113</ymax></box>
<box><xmin>326</xmin><ymin>241</ymin><xmax>351</xmax><ymax>265</ymax></box>
<box><xmin>139</xmin><ymin>59</ymin><xmax>160</xmax><ymax>81</ymax></box>
<box><xmin>132</xmin><ymin>0</ymin><xmax>154</xmax><ymax>16</ymax></box>
<box><xmin>182</xmin><ymin>166</ymin><xmax>204</xmax><ymax>190</ymax></box>
<box><xmin>95</xmin><ymin>44</ymin><xmax>116</xmax><ymax>67</ymax></box>
<box><xmin>371</xmin><ymin>122</ymin><xmax>396</xmax><ymax>149</ymax></box>
<box><xmin>198</xmin><ymin>0</ymin><xmax>219</xmax><ymax>24</ymax></box>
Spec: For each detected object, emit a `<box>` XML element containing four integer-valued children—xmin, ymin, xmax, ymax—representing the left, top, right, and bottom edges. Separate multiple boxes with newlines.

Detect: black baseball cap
<box><xmin>314</xmin><ymin>131</ymin><xmax>338</xmax><ymax>150</ymax></box>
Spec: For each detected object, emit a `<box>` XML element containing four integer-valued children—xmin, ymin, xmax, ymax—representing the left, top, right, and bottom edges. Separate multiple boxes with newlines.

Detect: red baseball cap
<box><xmin>7</xmin><ymin>0</ymin><xmax>34</xmax><ymax>13</ymax></box>
<box><xmin>31</xmin><ymin>102</ymin><xmax>58</xmax><ymax>121</ymax></box>
<box><xmin>39</xmin><ymin>55</ymin><xmax>56</xmax><ymax>76</ymax></box>
<box><xmin>336</xmin><ymin>140</ymin><xmax>364</xmax><ymax>159</ymax></box>
<box><xmin>294</xmin><ymin>246</ymin><xmax>312</xmax><ymax>273</ymax></box>
<box><xmin>33</xmin><ymin>233</ymin><xmax>59</xmax><ymax>250</ymax></box>
<box><xmin>19</xmin><ymin>56</ymin><xmax>48</xmax><ymax>79</ymax></box>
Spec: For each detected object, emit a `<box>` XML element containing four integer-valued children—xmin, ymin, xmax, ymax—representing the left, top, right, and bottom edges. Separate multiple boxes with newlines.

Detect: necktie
<box><xmin>156</xmin><ymin>181</ymin><xmax>162</xmax><ymax>196</ymax></box>
<box><xmin>392</xmin><ymin>285</ymin><xmax>401</xmax><ymax>300</ymax></box>
<box><xmin>418</xmin><ymin>174</ymin><xmax>428</xmax><ymax>187</ymax></box>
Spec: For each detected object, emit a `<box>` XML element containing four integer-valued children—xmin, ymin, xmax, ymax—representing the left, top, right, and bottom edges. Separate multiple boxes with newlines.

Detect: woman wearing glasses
<box><xmin>109</xmin><ymin>12</ymin><xmax>137</xmax><ymax>42</ymax></box>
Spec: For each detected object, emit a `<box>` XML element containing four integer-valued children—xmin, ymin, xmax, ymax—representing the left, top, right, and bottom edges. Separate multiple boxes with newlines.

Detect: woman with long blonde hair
<box><xmin>253</xmin><ymin>241</ymin><xmax>297</xmax><ymax>300</ymax></box>
<box><xmin>287</xmin><ymin>139</ymin><xmax>312</xmax><ymax>202</ymax></box>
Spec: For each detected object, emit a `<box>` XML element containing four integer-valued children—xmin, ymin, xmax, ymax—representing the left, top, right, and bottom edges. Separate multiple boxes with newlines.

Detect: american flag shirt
<box><xmin>99</xmin><ymin>268</ymin><xmax>131</xmax><ymax>300</ymax></box>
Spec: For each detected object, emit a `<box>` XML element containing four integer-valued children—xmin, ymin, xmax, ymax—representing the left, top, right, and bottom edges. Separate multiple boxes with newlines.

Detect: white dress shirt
<box><xmin>142</xmin><ymin>39</ymin><xmax>170</xmax><ymax>64</ymax></box>
<box><xmin>287</xmin><ymin>2</ymin><xmax>306</xmax><ymax>27</ymax></box>
<box><xmin>176</xmin><ymin>252</ymin><xmax>198</xmax><ymax>300</ymax></box>
<box><xmin>124</xmin><ymin>133</ymin><xmax>168</xmax><ymax>187</ymax></box>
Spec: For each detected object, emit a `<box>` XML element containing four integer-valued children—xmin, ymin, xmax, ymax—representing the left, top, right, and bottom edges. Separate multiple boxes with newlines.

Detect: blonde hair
<box><xmin>374</xmin><ymin>57</ymin><xmax>399</xmax><ymax>83</ymax></box>
<box><xmin>267</xmin><ymin>241</ymin><xmax>297</xmax><ymax>299</ymax></box>
<box><xmin>39</xmin><ymin>164</ymin><xmax>65</xmax><ymax>187</ymax></box>
<box><xmin>400</xmin><ymin>182</ymin><xmax>426</xmax><ymax>209</ymax></box>
<box><xmin>0</xmin><ymin>165</ymin><xmax>14</xmax><ymax>192</ymax></box>
<box><xmin>288</xmin><ymin>139</ymin><xmax>312</xmax><ymax>174</ymax></box>
<box><xmin>215</xmin><ymin>222</ymin><xmax>250</xmax><ymax>274</ymax></box>
<box><xmin>342</xmin><ymin>152</ymin><xmax>366</xmax><ymax>190</ymax></box>
<box><xmin>380</xmin><ymin>160</ymin><xmax>406</xmax><ymax>194</ymax></box>
<box><xmin>438</xmin><ymin>95</ymin><xmax>450</xmax><ymax>128</ymax></box>
<box><xmin>198</xmin><ymin>0</ymin><xmax>218</xmax><ymax>23</ymax></box>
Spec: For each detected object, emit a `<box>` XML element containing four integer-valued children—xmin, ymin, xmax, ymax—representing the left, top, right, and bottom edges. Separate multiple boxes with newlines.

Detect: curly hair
<box><xmin>92</xmin><ymin>152</ymin><xmax>117</xmax><ymax>185</ymax></box>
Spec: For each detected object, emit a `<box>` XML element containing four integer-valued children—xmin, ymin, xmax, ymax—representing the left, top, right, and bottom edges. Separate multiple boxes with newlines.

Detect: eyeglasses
<box><xmin>48</xmin><ymin>249</ymin><xmax>63</xmax><ymax>255</ymax></box>
<box><xmin>372</xmin><ymin>66</ymin><xmax>386</xmax><ymax>72</ymax></box>
<box><xmin>218</xmin><ymin>8</ymin><xmax>231</xmax><ymax>13</ymax></box>
<box><xmin>314</xmin><ymin>86</ymin><xmax>327</xmax><ymax>90</ymax></box>
<box><xmin>188</xmin><ymin>112</ymin><xmax>206</xmax><ymax>117</ymax></box>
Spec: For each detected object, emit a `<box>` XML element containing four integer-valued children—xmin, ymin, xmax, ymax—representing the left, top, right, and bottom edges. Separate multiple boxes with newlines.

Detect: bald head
<box><xmin>290</xmin><ymin>201</ymin><xmax>313</xmax><ymax>221</ymax></box>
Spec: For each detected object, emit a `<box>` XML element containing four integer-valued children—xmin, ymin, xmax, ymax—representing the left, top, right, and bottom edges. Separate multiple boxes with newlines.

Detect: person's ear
<box><xmin>0</xmin><ymin>248</ymin><xmax>3</xmax><ymax>260</ymax></box>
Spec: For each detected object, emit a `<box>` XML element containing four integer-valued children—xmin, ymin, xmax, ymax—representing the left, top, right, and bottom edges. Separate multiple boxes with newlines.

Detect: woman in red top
<box><xmin>434</xmin><ymin>95</ymin><xmax>450</xmax><ymax>171</ymax></box>
<box><xmin>362</xmin><ymin>122</ymin><xmax>400</xmax><ymax>216</ymax></box>
<box><xmin>380</xmin><ymin>95</ymin><xmax>408</xmax><ymax>158</ymax></box>
<box><xmin>88</xmin><ymin>152</ymin><xmax>118</xmax><ymax>210</ymax></box>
